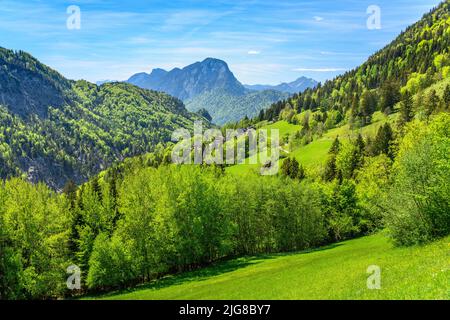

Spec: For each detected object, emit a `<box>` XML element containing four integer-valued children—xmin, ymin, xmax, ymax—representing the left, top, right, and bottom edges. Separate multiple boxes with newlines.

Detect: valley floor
<box><xmin>90</xmin><ymin>233</ymin><xmax>449</xmax><ymax>300</ymax></box>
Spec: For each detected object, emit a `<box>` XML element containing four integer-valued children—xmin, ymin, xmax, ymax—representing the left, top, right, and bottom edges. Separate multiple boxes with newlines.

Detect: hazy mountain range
<box><xmin>244</xmin><ymin>77</ymin><xmax>318</xmax><ymax>94</ymax></box>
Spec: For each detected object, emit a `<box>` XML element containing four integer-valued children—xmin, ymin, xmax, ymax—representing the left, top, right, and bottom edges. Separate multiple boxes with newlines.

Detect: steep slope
<box><xmin>0</xmin><ymin>49</ymin><xmax>73</xmax><ymax>118</ymax></box>
<box><xmin>93</xmin><ymin>233</ymin><xmax>450</xmax><ymax>300</ymax></box>
<box><xmin>127</xmin><ymin>58</ymin><xmax>289</xmax><ymax>124</ymax></box>
<box><xmin>127</xmin><ymin>68</ymin><xmax>168</xmax><ymax>91</ymax></box>
<box><xmin>260</xmin><ymin>1</ymin><xmax>450</xmax><ymax>124</ymax></box>
<box><xmin>128</xmin><ymin>58</ymin><xmax>246</xmax><ymax>100</ymax></box>
<box><xmin>185</xmin><ymin>88</ymin><xmax>289</xmax><ymax>125</ymax></box>
<box><xmin>244</xmin><ymin>76</ymin><xmax>318</xmax><ymax>94</ymax></box>
<box><xmin>0</xmin><ymin>47</ymin><xmax>202</xmax><ymax>189</ymax></box>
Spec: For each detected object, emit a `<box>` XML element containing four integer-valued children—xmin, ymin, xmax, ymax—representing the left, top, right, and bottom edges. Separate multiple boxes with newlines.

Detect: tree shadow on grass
<box><xmin>90</xmin><ymin>242</ymin><xmax>344</xmax><ymax>299</ymax></box>
<box><xmin>94</xmin><ymin>256</ymin><xmax>266</xmax><ymax>299</ymax></box>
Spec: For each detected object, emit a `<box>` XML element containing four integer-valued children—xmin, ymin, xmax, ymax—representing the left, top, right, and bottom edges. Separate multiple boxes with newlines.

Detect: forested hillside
<box><xmin>1</xmin><ymin>1</ymin><xmax>450</xmax><ymax>301</ymax></box>
<box><xmin>128</xmin><ymin>58</ymin><xmax>292</xmax><ymax>125</ymax></box>
<box><xmin>257</xmin><ymin>1</ymin><xmax>450</xmax><ymax>126</ymax></box>
<box><xmin>1</xmin><ymin>111</ymin><xmax>448</xmax><ymax>299</ymax></box>
<box><xmin>0</xmin><ymin>47</ymin><xmax>204</xmax><ymax>189</ymax></box>
<box><xmin>185</xmin><ymin>88</ymin><xmax>289</xmax><ymax>125</ymax></box>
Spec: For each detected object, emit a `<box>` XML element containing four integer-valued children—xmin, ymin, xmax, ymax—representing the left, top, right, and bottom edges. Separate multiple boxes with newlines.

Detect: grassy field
<box><xmin>91</xmin><ymin>233</ymin><xmax>449</xmax><ymax>300</ymax></box>
<box><xmin>226</xmin><ymin>111</ymin><xmax>395</xmax><ymax>175</ymax></box>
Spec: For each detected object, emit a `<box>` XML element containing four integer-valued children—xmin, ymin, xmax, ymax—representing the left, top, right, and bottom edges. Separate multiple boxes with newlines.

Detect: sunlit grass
<box><xmin>91</xmin><ymin>233</ymin><xmax>450</xmax><ymax>300</ymax></box>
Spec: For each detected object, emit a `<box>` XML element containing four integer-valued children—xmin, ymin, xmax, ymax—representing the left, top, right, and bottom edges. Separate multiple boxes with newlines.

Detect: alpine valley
<box><xmin>0</xmin><ymin>47</ymin><xmax>205</xmax><ymax>189</ymax></box>
<box><xmin>127</xmin><ymin>58</ymin><xmax>317</xmax><ymax>125</ymax></box>
<box><xmin>0</xmin><ymin>0</ymin><xmax>449</xmax><ymax>302</ymax></box>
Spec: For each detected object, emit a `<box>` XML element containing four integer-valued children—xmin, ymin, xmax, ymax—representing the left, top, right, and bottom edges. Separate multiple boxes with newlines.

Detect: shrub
<box><xmin>384</xmin><ymin>114</ymin><xmax>450</xmax><ymax>245</ymax></box>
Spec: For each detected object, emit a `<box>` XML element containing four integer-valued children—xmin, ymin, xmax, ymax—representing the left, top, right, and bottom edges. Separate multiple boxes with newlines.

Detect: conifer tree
<box><xmin>443</xmin><ymin>84</ymin><xmax>450</xmax><ymax>108</ymax></box>
<box><xmin>425</xmin><ymin>89</ymin><xmax>439</xmax><ymax>117</ymax></box>
<box><xmin>379</xmin><ymin>81</ymin><xmax>400</xmax><ymax>115</ymax></box>
<box><xmin>63</xmin><ymin>179</ymin><xmax>77</xmax><ymax>209</ymax></box>
<box><xmin>373</xmin><ymin>123</ymin><xmax>394</xmax><ymax>159</ymax></box>
<box><xmin>398</xmin><ymin>90</ymin><xmax>414</xmax><ymax>126</ymax></box>
<box><xmin>329</xmin><ymin>136</ymin><xmax>341</xmax><ymax>155</ymax></box>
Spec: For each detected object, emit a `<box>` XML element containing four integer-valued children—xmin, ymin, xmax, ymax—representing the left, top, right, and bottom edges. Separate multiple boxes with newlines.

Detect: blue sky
<box><xmin>0</xmin><ymin>0</ymin><xmax>442</xmax><ymax>84</ymax></box>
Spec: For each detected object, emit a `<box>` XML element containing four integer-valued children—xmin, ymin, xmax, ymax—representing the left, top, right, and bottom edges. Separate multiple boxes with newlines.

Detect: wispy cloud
<box><xmin>0</xmin><ymin>0</ymin><xmax>441</xmax><ymax>85</ymax></box>
<box><xmin>161</xmin><ymin>10</ymin><xmax>229</xmax><ymax>32</ymax></box>
<box><xmin>293</xmin><ymin>67</ymin><xmax>347</xmax><ymax>72</ymax></box>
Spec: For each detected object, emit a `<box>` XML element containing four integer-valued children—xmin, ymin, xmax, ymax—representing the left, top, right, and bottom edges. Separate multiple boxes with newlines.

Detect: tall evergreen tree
<box><xmin>379</xmin><ymin>81</ymin><xmax>400</xmax><ymax>115</ymax></box>
<box><xmin>63</xmin><ymin>180</ymin><xmax>78</xmax><ymax>209</ymax></box>
<box><xmin>329</xmin><ymin>136</ymin><xmax>341</xmax><ymax>155</ymax></box>
<box><xmin>443</xmin><ymin>84</ymin><xmax>450</xmax><ymax>108</ymax></box>
<box><xmin>91</xmin><ymin>176</ymin><xmax>102</xmax><ymax>201</ymax></box>
<box><xmin>424</xmin><ymin>89</ymin><xmax>439</xmax><ymax>117</ymax></box>
<box><xmin>398</xmin><ymin>90</ymin><xmax>414</xmax><ymax>126</ymax></box>
<box><xmin>323</xmin><ymin>155</ymin><xmax>338</xmax><ymax>182</ymax></box>
<box><xmin>360</xmin><ymin>90</ymin><xmax>377</xmax><ymax>125</ymax></box>
<box><xmin>373</xmin><ymin>123</ymin><xmax>394</xmax><ymax>159</ymax></box>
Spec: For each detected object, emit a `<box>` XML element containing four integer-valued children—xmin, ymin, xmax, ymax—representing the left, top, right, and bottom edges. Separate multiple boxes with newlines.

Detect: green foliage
<box><xmin>186</xmin><ymin>89</ymin><xmax>289</xmax><ymax>125</ymax></box>
<box><xmin>359</xmin><ymin>90</ymin><xmax>378</xmax><ymax>125</ymax></box>
<box><xmin>0</xmin><ymin>47</ymin><xmax>203</xmax><ymax>189</ymax></box>
<box><xmin>281</xmin><ymin>157</ymin><xmax>305</xmax><ymax>180</ymax></box>
<box><xmin>323</xmin><ymin>137</ymin><xmax>340</xmax><ymax>182</ymax></box>
<box><xmin>95</xmin><ymin>233</ymin><xmax>450</xmax><ymax>300</ymax></box>
<box><xmin>255</xmin><ymin>1</ymin><xmax>450</xmax><ymax>127</ymax></box>
<box><xmin>87</xmin><ymin>233</ymin><xmax>136</xmax><ymax>290</ymax></box>
<box><xmin>335</xmin><ymin>137</ymin><xmax>364</xmax><ymax>180</ymax></box>
<box><xmin>397</xmin><ymin>90</ymin><xmax>415</xmax><ymax>127</ymax></box>
<box><xmin>401</xmin><ymin>72</ymin><xmax>428</xmax><ymax>95</ymax></box>
<box><xmin>384</xmin><ymin>114</ymin><xmax>450</xmax><ymax>245</ymax></box>
<box><xmin>424</xmin><ymin>89</ymin><xmax>440</xmax><ymax>116</ymax></box>
<box><xmin>379</xmin><ymin>81</ymin><xmax>401</xmax><ymax>115</ymax></box>
<box><xmin>368</xmin><ymin>123</ymin><xmax>395</xmax><ymax>158</ymax></box>
<box><xmin>0</xmin><ymin>179</ymin><xmax>70</xmax><ymax>299</ymax></box>
<box><xmin>443</xmin><ymin>84</ymin><xmax>450</xmax><ymax>105</ymax></box>
<box><xmin>355</xmin><ymin>154</ymin><xmax>392</xmax><ymax>231</ymax></box>
<box><xmin>322</xmin><ymin>180</ymin><xmax>363</xmax><ymax>241</ymax></box>
<box><xmin>1</xmin><ymin>1</ymin><xmax>450</xmax><ymax>300</ymax></box>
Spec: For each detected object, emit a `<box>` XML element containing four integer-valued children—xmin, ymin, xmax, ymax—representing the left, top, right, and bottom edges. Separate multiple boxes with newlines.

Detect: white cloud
<box><xmin>161</xmin><ymin>10</ymin><xmax>228</xmax><ymax>32</ymax></box>
<box><xmin>314</xmin><ymin>16</ymin><xmax>324</xmax><ymax>22</ymax></box>
<box><xmin>126</xmin><ymin>36</ymin><xmax>156</xmax><ymax>45</ymax></box>
<box><xmin>247</xmin><ymin>50</ymin><xmax>261</xmax><ymax>55</ymax></box>
<box><xmin>293</xmin><ymin>67</ymin><xmax>346</xmax><ymax>72</ymax></box>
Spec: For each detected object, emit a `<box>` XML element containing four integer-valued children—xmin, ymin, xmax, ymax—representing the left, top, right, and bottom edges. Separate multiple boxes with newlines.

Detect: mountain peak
<box><xmin>149</xmin><ymin>68</ymin><xmax>168</xmax><ymax>76</ymax></box>
<box><xmin>201</xmin><ymin>57</ymin><xmax>228</xmax><ymax>65</ymax></box>
<box><xmin>128</xmin><ymin>58</ymin><xmax>245</xmax><ymax>100</ymax></box>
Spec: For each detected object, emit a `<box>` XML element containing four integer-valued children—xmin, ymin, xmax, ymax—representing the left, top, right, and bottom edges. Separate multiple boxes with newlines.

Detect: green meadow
<box><xmin>92</xmin><ymin>233</ymin><xmax>449</xmax><ymax>300</ymax></box>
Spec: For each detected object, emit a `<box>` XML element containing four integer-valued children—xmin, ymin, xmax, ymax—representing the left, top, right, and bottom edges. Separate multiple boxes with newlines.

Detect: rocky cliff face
<box><xmin>128</xmin><ymin>58</ymin><xmax>246</xmax><ymax>100</ymax></box>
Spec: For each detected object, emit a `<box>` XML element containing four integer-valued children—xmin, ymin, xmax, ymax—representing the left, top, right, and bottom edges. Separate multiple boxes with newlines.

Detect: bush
<box><xmin>384</xmin><ymin>114</ymin><xmax>450</xmax><ymax>245</ymax></box>
<box><xmin>87</xmin><ymin>233</ymin><xmax>136</xmax><ymax>290</ymax></box>
<box><xmin>0</xmin><ymin>179</ymin><xmax>70</xmax><ymax>299</ymax></box>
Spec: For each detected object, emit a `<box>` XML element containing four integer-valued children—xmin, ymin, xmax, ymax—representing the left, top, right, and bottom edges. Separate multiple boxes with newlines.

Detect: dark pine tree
<box><xmin>329</xmin><ymin>136</ymin><xmax>341</xmax><ymax>155</ymax></box>
<box><xmin>91</xmin><ymin>176</ymin><xmax>103</xmax><ymax>201</ymax></box>
<box><xmin>63</xmin><ymin>179</ymin><xmax>77</xmax><ymax>209</ymax></box>
<box><xmin>443</xmin><ymin>84</ymin><xmax>450</xmax><ymax>108</ymax></box>
<box><xmin>373</xmin><ymin>123</ymin><xmax>394</xmax><ymax>159</ymax></box>
<box><xmin>398</xmin><ymin>90</ymin><xmax>414</xmax><ymax>126</ymax></box>
<box><xmin>379</xmin><ymin>81</ymin><xmax>400</xmax><ymax>115</ymax></box>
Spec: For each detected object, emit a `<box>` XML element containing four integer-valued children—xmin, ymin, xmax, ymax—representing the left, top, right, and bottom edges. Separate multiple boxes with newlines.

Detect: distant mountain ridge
<box><xmin>96</xmin><ymin>79</ymin><xmax>117</xmax><ymax>86</ymax></box>
<box><xmin>127</xmin><ymin>58</ymin><xmax>315</xmax><ymax>124</ymax></box>
<box><xmin>128</xmin><ymin>58</ymin><xmax>246</xmax><ymax>100</ymax></box>
<box><xmin>244</xmin><ymin>76</ymin><xmax>318</xmax><ymax>94</ymax></box>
